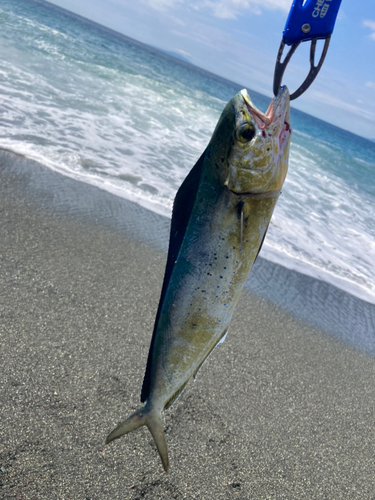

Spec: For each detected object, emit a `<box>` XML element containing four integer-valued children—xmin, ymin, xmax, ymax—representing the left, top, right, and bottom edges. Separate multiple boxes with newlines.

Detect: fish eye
<box><xmin>235</xmin><ymin>122</ymin><xmax>256</xmax><ymax>144</ymax></box>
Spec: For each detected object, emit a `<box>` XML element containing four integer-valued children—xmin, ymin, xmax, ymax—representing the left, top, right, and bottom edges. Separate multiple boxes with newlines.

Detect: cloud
<box><xmin>363</xmin><ymin>20</ymin><xmax>375</xmax><ymax>31</ymax></box>
<box><xmin>204</xmin><ymin>0</ymin><xmax>261</xmax><ymax>19</ymax></box>
<box><xmin>311</xmin><ymin>89</ymin><xmax>375</xmax><ymax>122</ymax></box>
<box><xmin>143</xmin><ymin>0</ymin><xmax>182</xmax><ymax>11</ymax></box>
<box><xmin>142</xmin><ymin>0</ymin><xmax>290</xmax><ymax>17</ymax></box>
<box><xmin>206</xmin><ymin>0</ymin><xmax>291</xmax><ymax>19</ymax></box>
<box><xmin>363</xmin><ymin>19</ymin><xmax>375</xmax><ymax>40</ymax></box>
<box><xmin>174</xmin><ymin>48</ymin><xmax>191</xmax><ymax>58</ymax></box>
<box><xmin>365</xmin><ymin>81</ymin><xmax>375</xmax><ymax>89</ymax></box>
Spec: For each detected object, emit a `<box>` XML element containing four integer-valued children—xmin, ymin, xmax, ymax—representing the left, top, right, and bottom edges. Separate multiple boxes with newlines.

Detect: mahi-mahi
<box><xmin>106</xmin><ymin>85</ymin><xmax>292</xmax><ymax>471</ymax></box>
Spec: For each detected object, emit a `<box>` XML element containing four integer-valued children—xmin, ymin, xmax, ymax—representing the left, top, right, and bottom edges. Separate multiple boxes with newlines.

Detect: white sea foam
<box><xmin>1</xmin><ymin>0</ymin><xmax>375</xmax><ymax>304</ymax></box>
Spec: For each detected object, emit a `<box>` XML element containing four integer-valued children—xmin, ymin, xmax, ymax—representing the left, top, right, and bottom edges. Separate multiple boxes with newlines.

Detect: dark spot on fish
<box><xmin>218</xmin><ymin>320</ymin><xmax>221</xmax><ymax>323</ymax></box>
<box><xmin>217</xmin><ymin>286</ymin><xmax>220</xmax><ymax>289</ymax></box>
<box><xmin>220</xmin><ymin>276</ymin><xmax>223</xmax><ymax>279</ymax></box>
<box><xmin>223</xmin><ymin>303</ymin><xmax>227</xmax><ymax>306</ymax></box>
<box><xmin>222</xmin><ymin>238</ymin><xmax>225</xmax><ymax>241</ymax></box>
<box><xmin>224</xmin><ymin>267</ymin><xmax>227</xmax><ymax>269</ymax></box>
<box><xmin>199</xmin><ymin>308</ymin><xmax>202</xmax><ymax>311</ymax></box>
<box><xmin>202</xmin><ymin>290</ymin><xmax>206</xmax><ymax>293</ymax></box>
<box><xmin>262</xmin><ymin>130</ymin><xmax>266</xmax><ymax>138</ymax></box>
<box><xmin>235</xmin><ymin>261</ymin><xmax>238</xmax><ymax>264</ymax></box>
<box><xmin>226</xmin><ymin>256</ymin><xmax>229</xmax><ymax>259</ymax></box>
<box><xmin>267</xmin><ymin>148</ymin><xmax>270</xmax><ymax>151</ymax></box>
<box><xmin>215</xmin><ymin>295</ymin><xmax>218</xmax><ymax>298</ymax></box>
<box><xmin>221</xmin><ymin>157</ymin><xmax>224</xmax><ymax>163</ymax></box>
<box><xmin>284</xmin><ymin>120</ymin><xmax>290</xmax><ymax>132</ymax></box>
<box><xmin>215</xmin><ymin>163</ymin><xmax>219</xmax><ymax>170</ymax></box>
<box><xmin>212</xmin><ymin>302</ymin><xmax>214</xmax><ymax>304</ymax></box>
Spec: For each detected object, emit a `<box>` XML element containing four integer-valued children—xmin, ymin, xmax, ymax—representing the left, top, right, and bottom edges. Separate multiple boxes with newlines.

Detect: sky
<box><xmin>47</xmin><ymin>0</ymin><xmax>375</xmax><ymax>139</ymax></box>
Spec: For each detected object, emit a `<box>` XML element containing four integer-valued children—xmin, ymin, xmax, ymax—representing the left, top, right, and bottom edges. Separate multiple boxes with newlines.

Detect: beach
<box><xmin>1</xmin><ymin>148</ymin><xmax>374</xmax><ymax>499</ymax></box>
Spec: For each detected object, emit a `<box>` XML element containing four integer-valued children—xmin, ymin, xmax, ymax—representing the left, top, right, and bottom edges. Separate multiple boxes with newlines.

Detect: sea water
<box><xmin>1</xmin><ymin>0</ymin><xmax>375</xmax><ymax>304</ymax></box>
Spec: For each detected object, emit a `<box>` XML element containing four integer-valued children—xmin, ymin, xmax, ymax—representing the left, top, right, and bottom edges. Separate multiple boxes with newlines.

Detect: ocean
<box><xmin>1</xmin><ymin>0</ymin><xmax>375</xmax><ymax>305</ymax></box>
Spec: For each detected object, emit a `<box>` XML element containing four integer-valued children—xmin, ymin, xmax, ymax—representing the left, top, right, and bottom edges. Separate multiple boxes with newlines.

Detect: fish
<box><xmin>106</xmin><ymin>85</ymin><xmax>292</xmax><ymax>471</ymax></box>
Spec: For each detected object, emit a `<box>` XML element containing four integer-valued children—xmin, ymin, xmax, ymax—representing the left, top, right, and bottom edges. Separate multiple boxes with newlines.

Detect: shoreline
<box><xmin>1</xmin><ymin>149</ymin><xmax>374</xmax><ymax>498</ymax></box>
<box><xmin>2</xmin><ymin>148</ymin><xmax>374</xmax><ymax>355</ymax></box>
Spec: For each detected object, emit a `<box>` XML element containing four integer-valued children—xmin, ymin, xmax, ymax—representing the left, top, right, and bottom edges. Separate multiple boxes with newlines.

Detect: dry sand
<box><xmin>1</xmin><ymin>150</ymin><xmax>374</xmax><ymax>499</ymax></box>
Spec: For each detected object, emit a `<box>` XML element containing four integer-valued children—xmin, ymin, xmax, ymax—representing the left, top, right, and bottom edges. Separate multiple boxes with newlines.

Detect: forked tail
<box><xmin>106</xmin><ymin>406</ymin><xmax>169</xmax><ymax>471</ymax></box>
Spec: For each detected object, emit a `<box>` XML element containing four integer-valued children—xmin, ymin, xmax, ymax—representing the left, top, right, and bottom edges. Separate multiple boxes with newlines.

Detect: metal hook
<box><xmin>273</xmin><ymin>36</ymin><xmax>331</xmax><ymax>100</ymax></box>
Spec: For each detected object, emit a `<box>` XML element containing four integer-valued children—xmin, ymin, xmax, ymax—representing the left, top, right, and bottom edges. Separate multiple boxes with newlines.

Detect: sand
<box><xmin>0</xmin><ymin>149</ymin><xmax>374</xmax><ymax>499</ymax></box>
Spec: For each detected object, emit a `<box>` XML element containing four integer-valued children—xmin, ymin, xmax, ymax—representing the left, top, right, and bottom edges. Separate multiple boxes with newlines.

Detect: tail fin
<box><xmin>106</xmin><ymin>406</ymin><xmax>169</xmax><ymax>472</ymax></box>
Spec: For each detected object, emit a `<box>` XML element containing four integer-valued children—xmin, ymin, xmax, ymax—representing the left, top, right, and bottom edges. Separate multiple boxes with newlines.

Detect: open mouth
<box><xmin>240</xmin><ymin>86</ymin><xmax>288</xmax><ymax>130</ymax></box>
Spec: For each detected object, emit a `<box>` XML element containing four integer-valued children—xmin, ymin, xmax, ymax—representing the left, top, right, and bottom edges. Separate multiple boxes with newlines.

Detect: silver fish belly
<box><xmin>106</xmin><ymin>86</ymin><xmax>292</xmax><ymax>471</ymax></box>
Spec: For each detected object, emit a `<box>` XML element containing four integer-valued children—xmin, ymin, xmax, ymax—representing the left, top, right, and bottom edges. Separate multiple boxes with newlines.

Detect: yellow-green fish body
<box><xmin>106</xmin><ymin>86</ymin><xmax>292</xmax><ymax>471</ymax></box>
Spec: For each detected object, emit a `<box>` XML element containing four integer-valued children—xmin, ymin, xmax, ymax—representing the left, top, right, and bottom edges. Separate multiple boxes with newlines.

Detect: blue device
<box><xmin>283</xmin><ymin>0</ymin><xmax>343</xmax><ymax>45</ymax></box>
<box><xmin>273</xmin><ymin>0</ymin><xmax>343</xmax><ymax>99</ymax></box>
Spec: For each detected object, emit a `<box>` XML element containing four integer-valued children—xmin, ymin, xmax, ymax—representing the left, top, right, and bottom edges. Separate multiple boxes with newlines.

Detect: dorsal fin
<box><xmin>141</xmin><ymin>150</ymin><xmax>206</xmax><ymax>402</ymax></box>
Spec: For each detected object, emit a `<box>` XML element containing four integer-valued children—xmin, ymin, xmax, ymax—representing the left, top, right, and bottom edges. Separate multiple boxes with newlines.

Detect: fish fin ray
<box><xmin>106</xmin><ymin>406</ymin><xmax>147</xmax><ymax>444</ymax></box>
<box><xmin>106</xmin><ymin>406</ymin><xmax>169</xmax><ymax>472</ymax></box>
<box><xmin>254</xmin><ymin>222</ymin><xmax>270</xmax><ymax>262</ymax></box>
<box><xmin>192</xmin><ymin>328</ymin><xmax>228</xmax><ymax>381</ymax></box>
<box><xmin>141</xmin><ymin>150</ymin><xmax>206</xmax><ymax>402</ymax></box>
<box><xmin>147</xmin><ymin>413</ymin><xmax>169</xmax><ymax>472</ymax></box>
<box><xmin>164</xmin><ymin>379</ymin><xmax>189</xmax><ymax>410</ymax></box>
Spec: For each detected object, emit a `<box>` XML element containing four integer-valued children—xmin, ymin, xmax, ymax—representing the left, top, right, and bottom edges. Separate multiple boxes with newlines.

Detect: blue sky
<box><xmin>48</xmin><ymin>0</ymin><xmax>375</xmax><ymax>139</ymax></box>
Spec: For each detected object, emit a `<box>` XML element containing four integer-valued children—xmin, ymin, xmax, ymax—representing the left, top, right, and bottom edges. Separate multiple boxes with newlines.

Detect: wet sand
<box><xmin>1</xmin><ymin>149</ymin><xmax>374</xmax><ymax>499</ymax></box>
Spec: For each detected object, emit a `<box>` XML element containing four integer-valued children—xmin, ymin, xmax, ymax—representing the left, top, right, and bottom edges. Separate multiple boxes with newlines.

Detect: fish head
<box><xmin>210</xmin><ymin>86</ymin><xmax>291</xmax><ymax>194</ymax></box>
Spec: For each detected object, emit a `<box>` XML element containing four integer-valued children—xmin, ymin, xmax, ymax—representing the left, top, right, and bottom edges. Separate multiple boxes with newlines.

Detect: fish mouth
<box><xmin>240</xmin><ymin>86</ymin><xmax>289</xmax><ymax>130</ymax></box>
